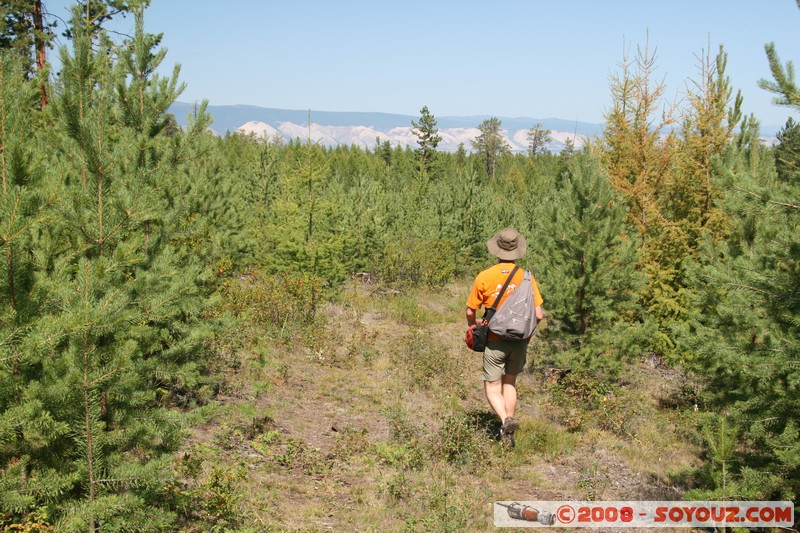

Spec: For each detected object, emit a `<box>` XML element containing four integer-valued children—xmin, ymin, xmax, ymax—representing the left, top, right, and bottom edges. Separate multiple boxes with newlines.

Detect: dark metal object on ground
<box><xmin>497</xmin><ymin>502</ymin><xmax>555</xmax><ymax>525</ymax></box>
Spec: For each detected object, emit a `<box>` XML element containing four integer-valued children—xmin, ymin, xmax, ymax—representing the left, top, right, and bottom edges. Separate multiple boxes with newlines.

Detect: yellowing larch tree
<box><xmin>673</xmin><ymin>45</ymin><xmax>741</xmax><ymax>241</ymax></box>
<box><xmin>600</xmin><ymin>40</ymin><xmax>677</xmax><ymax>240</ymax></box>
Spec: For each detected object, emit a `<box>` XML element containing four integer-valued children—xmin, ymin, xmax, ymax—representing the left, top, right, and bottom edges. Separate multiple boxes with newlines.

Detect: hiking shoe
<box><xmin>502</xmin><ymin>417</ymin><xmax>518</xmax><ymax>436</ymax></box>
<box><xmin>507</xmin><ymin>431</ymin><xmax>516</xmax><ymax>448</ymax></box>
<box><xmin>499</xmin><ymin>426</ymin><xmax>516</xmax><ymax>448</ymax></box>
<box><xmin>501</xmin><ymin>418</ymin><xmax>518</xmax><ymax>448</ymax></box>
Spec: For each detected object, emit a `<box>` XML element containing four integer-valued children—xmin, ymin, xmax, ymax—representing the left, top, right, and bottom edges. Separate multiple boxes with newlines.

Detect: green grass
<box><xmin>510</xmin><ymin>417</ymin><xmax>577</xmax><ymax>462</ymax></box>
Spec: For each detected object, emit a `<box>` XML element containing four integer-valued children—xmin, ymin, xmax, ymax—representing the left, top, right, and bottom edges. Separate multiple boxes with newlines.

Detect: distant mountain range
<box><xmin>168</xmin><ymin>102</ymin><xmax>604</xmax><ymax>153</ymax></box>
<box><xmin>167</xmin><ymin>102</ymin><xmax>781</xmax><ymax>152</ymax></box>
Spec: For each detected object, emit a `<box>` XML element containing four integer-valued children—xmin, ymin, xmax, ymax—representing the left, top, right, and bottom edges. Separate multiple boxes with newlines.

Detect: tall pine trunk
<box><xmin>32</xmin><ymin>0</ymin><xmax>48</xmax><ymax>109</ymax></box>
<box><xmin>1</xmin><ymin>58</ymin><xmax>11</xmax><ymax>312</ymax></box>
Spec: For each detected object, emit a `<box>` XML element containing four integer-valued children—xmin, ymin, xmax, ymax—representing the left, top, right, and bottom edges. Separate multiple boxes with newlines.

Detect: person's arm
<box><xmin>531</xmin><ymin>275</ymin><xmax>544</xmax><ymax>321</ymax></box>
<box><xmin>466</xmin><ymin>275</ymin><xmax>483</xmax><ymax>327</ymax></box>
<box><xmin>466</xmin><ymin>307</ymin><xmax>477</xmax><ymax>327</ymax></box>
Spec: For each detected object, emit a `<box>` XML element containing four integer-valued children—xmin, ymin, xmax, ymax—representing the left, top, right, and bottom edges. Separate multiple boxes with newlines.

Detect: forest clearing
<box><xmin>173</xmin><ymin>277</ymin><xmax>704</xmax><ymax>531</ymax></box>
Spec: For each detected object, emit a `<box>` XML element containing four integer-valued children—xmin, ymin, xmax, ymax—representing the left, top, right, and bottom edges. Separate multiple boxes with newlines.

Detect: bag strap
<box><xmin>483</xmin><ymin>265</ymin><xmax>520</xmax><ymax>322</ymax></box>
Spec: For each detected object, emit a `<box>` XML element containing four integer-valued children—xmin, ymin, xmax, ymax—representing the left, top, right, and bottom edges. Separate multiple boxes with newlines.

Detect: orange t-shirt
<box><xmin>466</xmin><ymin>263</ymin><xmax>543</xmax><ymax>340</ymax></box>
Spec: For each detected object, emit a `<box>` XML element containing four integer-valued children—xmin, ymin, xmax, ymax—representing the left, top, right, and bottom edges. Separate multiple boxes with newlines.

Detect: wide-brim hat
<box><xmin>487</xmin><ymin>227</ymin><xmax>526</xmax><ymax>260</ymax></box>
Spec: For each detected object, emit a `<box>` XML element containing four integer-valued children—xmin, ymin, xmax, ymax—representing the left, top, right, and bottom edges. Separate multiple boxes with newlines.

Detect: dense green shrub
<box><xmin>378</xmin><ymin>237</ymin><xmax>458</xmax><ymax>287</ymax></box>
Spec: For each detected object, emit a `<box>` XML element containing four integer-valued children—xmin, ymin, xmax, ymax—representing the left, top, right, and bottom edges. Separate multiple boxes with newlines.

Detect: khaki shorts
<box><xmin>483</xmin><ymin>339</ymin><xmax>529</xmax><ymax>382</ymax></box>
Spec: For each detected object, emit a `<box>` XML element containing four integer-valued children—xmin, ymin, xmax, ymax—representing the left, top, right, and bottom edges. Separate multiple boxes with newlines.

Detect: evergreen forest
<box><xmin>0</xmin><ymin>1</ymin><xmax>799</xmax><ymax>531</ymax></box>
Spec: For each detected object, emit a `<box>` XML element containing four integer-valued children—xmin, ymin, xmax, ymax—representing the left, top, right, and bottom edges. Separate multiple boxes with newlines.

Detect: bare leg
<box><xmin>484</xmin><ymin>379</ymin><xmax>507</xmax><ymax>423</ymax></box>
<box><xmin>501</xmin><ymin>373</ymin><xmax>518</xmax><ymax>420</ymax></box>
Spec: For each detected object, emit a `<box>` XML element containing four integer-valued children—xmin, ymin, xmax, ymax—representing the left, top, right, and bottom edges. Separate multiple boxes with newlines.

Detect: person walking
<box><xmin>466</xmin><ymin>227</ymin><xmax>544</xmax><ymax>445</ymax></box>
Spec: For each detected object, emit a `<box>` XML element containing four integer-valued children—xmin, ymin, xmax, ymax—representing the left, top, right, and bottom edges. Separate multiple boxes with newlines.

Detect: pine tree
<box><xmin>679</xmin><ymin>141</ymin><xmax>800</xmax><ymax>500</ymax></box>
<box><xmin>0</xmin><ymin>7</ymin><xmax>214</xmax><ymax>529</ymax></box>
<box><xmin>0</xmin><ymin>49</ymin><xmax>61</xmax><ymax>523</ymax></box>
<box><xmin>163</xmin><ymin>101</ymin><xmax>245</xmax><ymax>277</ymax></box>
<box><xmin>526</xmin><ymin>122</ymin><xmax>552</xmax><ymax>156</ymax></box>
<box><xmin>0</xmin><ymin>51</ymin><xmax>45</xmax><ymax>323</ymax></box>
<box><xmin>535</xmin><ymin>154</ymin><xmax>643</xmax><ymax>337</ymax></box>
<box><xmin>63</xmin><ymin>0</ymin><xmax>151</xmax><ymax>41</ymax></box>
<box><xmin>675</xmin><ymin>4</ymin><xmax>800</xmax><ymax>501</ymax></box>
<box><xmin>471</xmin><ymin>117</ymin><xmax>510</xmax><ymax>180</ymax></box>
<box><xmin>411</xmin><ymin>105</ymin><xmax>441</xmax><ymax>177</ymax></box>
<box><xmin>774</xmin><ymin>117</ymin><xmax>800</xmax><ymax>183</ymax></box>
<box><xmin>0</xmin><ymin>0</ymin><xmax>55</xmax><ymax>77</ymax></box>
<box><xmin>736</xmin><ymin>113</ymin><xmax>763</xmax><ymax>176</ymax></box>
<box><xmin>758</xmin><ymin>0</ymin><xmax>800</xmax><ymax>110</ymax></box>
<box><xmin>260</xmin><ymin>139</ymin><xmax>349</xmax><ymax>281</ymax></box>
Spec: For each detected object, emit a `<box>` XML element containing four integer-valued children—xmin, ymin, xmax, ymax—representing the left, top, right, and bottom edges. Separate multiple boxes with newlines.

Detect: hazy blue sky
<box><xmin>44</xmin><ymin>0</ymin><xmax>800</xmax><ymax>127</ymax></box>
